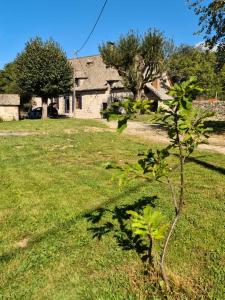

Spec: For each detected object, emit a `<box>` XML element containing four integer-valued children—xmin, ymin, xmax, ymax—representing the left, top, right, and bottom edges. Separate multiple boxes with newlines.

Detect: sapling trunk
<box><xmin>160</xmin><ymin>151</ymin><xmax>185</xmax><ymax>290</ymax></box>
<box><xmin>148</xmin><ymin>234</ymin><xmax>153</xmax><ymax>265</ymax></box>
<box><xmin>160</xmin><ymin>106</ymin><xmax>185</xmax><ymax>290</ymax></box>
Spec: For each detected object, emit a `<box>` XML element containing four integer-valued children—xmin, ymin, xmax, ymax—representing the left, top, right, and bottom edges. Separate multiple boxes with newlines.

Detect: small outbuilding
<box><xmin>0</xmin><ymin>94</ymin><xmax>20</xmax><ymax>121</ymax></box>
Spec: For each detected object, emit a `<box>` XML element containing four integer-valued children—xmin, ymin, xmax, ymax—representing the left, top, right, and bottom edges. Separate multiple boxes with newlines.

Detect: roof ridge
<box><xmin>68</xmin><ymin>54</ymin><xmax>101</xmax><ymax>61</ymax></box>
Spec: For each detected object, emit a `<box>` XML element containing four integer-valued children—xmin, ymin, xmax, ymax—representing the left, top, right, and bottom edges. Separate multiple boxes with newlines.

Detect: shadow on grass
<box><xmin>186</xmin><ymin>156</ymin><xmax>225</xmax><ymax>176</ymax></box>
<box><xmin>204</xmin><ymin>120</ymin><xmax>225</xmax><ymax>134</ymax></box>
<box><xmin>84</xmin><ymin>195</ymin><xmax>158</xmax><ymax>262</ymax></box>
<box><xmin>0</xmin><ymin>182</ymin><xmax>146</xmax><ymax>263</ymax></box>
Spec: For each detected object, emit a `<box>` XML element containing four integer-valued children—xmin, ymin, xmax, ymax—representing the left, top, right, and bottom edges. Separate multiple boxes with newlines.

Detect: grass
<box><xmin>0</xmin><ymin>118</ymin><xmax>224</xmax><ymax>299</ymax></box>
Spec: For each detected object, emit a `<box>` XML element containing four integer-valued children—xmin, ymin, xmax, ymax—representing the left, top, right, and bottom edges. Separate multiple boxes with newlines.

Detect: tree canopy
<box><xmin>0</xmin><ymin>62</ymin><xmax>19</xmax><ymax>94</ymax></box>
<box><xmin>189</xmin><ymin>0</ymin><xmax>225</xmax><ymax>70</ymax></box>
<box><xmin>15</xmin><ymin>37</ymin><xmax>73</xmax><ymax>118</ymax></box>
<box><xmin>99</xmin><ymin>29</ymin><xmax>172</xmax><ymax>100</ymax></box>
<box><xmin>167</xmin><ymin>45</ymin><xmax>224</xmax><ymax>99</ymax></box>
<box><xmin>189</xmin><ymin>0</ymin><xmax>225</xmax><ymax>47</ymax></box>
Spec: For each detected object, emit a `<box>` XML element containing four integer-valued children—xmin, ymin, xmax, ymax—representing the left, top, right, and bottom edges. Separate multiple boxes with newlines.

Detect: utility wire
<box><xmin>76</xmin><ymin>0</ymin><xmax>108</xmax><ymax>55</ymax></box>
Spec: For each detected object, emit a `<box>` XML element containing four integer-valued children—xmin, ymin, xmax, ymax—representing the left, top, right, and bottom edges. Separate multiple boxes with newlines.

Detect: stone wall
<box><xmin>193</xmin><ymin>100</ymin><xmax>225</xmax><ymax>120</ymax></box>
<box><xmin>75</xmin><ymin>90</ymin><xmax>131</xmax><ymax>119</ymax></box>
<box><xmin>75</xmin><ymin>91</ymin><xmax>106</xmax><ymax>119</ymax></box>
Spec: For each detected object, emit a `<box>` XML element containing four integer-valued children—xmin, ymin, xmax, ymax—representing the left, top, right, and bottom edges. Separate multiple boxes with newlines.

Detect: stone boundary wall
<box><xmin>193</xmin><ymin>100</ymin><xmax>225</xmax><ymax>120</ymax></box>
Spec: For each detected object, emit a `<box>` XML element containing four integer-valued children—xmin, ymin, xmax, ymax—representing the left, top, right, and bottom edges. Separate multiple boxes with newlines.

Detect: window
<box><xmin>76</xmin><ymin>95</ymin><xmax>82</xmax><ymax>109</ymax></box>
<box><xmin>86</xmin><ymin>61</ymin><xmax>94</xmax><ymax>67</ymax></box>
<box><xmin>75</xmin><ymin>78</ymin><xmax>79</xmax><ymax>87</ymax></box>
<box><xmin>102</xmin><ymin>102</ymin><xmax>108</xmax><ymax>110</ymax></box>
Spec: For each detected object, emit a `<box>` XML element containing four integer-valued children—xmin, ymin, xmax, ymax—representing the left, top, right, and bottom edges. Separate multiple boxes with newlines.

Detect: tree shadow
<box><xmin>0</xmin><ymin>182</ymin><xmax>145</xmax><ymax>264</ymax></box>
<box><xmin>186</xmin><ymin>156</ymin><xmax>225</xmax><ymax>175</ymax></box>
<box><xmin>84</xmin><ymin>195</ymin><xmax>158</xmax><ymax>262</ymax></box>
<box><xmin>204</xmin><ymin>120</ymin><xmax>225</xmax><ymax>134</ymax></box>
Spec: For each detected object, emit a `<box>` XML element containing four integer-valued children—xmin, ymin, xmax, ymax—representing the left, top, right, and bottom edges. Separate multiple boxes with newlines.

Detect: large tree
<box><xmin>99</xmin><ymin>29</ymin><xmax>172</xmax><ymax>100</ymax></box>
<box><xmin>189</xmin><ymin>0</ymin><xmax>225</xmax><ymax>69</ymax></box>
<box><xmin>15</xmin><ymin>37</ymin><xmax>73</xmax><ymax>119</ymax></box>
<box><xmin>0</xmin><ymin>62</ymin><xmax>19</xmax><ymax>94</ymax></box>
<box><xmin>167</xmin><ymin>45</ymin><xmax>222</xmax><ymax>98</ymax></box>
<box><xmin>189</xmin><ymin>0</ymin><xmax>225</xmax><ymax>47</ymax></box>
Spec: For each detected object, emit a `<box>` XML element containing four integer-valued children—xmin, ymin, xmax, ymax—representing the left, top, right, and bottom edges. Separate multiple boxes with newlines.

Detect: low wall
<box><xmin>0</xmin><ymin>106</ymin><xmax>19</xmax><ymax>121</ymax></box>
<box><xmin>193</xmin><ymin>100</ymin><xmax>225</xmax><ymax>120</ymax></box>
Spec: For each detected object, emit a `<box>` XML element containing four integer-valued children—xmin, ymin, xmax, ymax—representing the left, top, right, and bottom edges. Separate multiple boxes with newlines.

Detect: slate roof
<box><xmin>69</xmin><ymin>55</ymin><xmax>121</xmax><ymax>91</ymax></box>
<box><xmin>0</xmin><ymin>94</ymin><xmax>20</xmax><ymax>106</ymax></box>
<box><xmin>69</xmin><ymin>55</ymin><xmax>171</xmax><ymax>99</ymax></box>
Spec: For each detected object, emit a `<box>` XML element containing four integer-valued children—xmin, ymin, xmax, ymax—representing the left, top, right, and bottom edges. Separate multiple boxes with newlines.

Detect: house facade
<box><xmin>33</xmin><ymin>55</ymin><xmax>172</xmax><ymax>118</ymax></box>
<box><xmin>1</xmin><ymin>55</ymin><xmax>172</xmax><ymax>120</ymax></box>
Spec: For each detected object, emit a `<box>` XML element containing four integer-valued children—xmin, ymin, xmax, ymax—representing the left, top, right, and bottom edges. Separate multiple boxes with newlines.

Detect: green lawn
<box><xmin>0</xmin><ymin>119</ymin><xmax>224</xmax><ymax>299</ymax></box>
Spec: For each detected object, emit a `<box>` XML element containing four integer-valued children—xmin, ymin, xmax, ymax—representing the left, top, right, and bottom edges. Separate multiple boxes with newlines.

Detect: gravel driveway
<box><xmin>102</xmin><ymin>120</ymin><xmax>225</xmax><ymax>155</ymax></box>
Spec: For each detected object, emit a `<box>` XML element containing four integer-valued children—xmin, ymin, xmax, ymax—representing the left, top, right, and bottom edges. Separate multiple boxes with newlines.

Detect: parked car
<box><xmin>28</xmin><ymin>104</ymin><xmax>58</xmax><ymax>119</ymax></box>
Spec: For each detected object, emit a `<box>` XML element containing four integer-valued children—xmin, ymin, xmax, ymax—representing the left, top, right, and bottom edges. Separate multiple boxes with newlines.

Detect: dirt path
<box><xmin>0</xmin><ymin>131</ymin><xmax>41</xmax><ymax>136</ymax></box>
<box><xmin>101</xmin><ymin>120</ymin><xmax>225</xmax><ymax>155</ymax></box>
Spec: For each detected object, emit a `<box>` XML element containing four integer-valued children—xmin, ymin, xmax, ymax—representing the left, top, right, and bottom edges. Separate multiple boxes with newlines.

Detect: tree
<box><xmin>219</xmin><ymin>64</ymin><xmax>225</xmax><ymax>97</ymax></box>
<box><xmin>103</xmin><ymin>77</ymin><xmax>212</xmax><ymax>291</ymax></box>
<box><xmin>189</xmin><ymin>0</ymin><xmax>225</xmax><ymax>47</ymax></box>
<box><xmin>15</xmin><ymin>37</ymin><xmax>73</xmax><ymax>119</ymax></box>
<box><xmin>167</xmin><ymin>45</ymin><xmax>222</xmax><ymax>98</ymax></box>
<box><xmin>189</xmin><ymin>0</ymin><xmax>225</xmax><ymax>69</ymax></box>
<box><xmin>0</xmin><ymin>62</ymin><xmax>19</xmax><ymax>94</ymax></box>
<box><xmin>99</xmin><ymin>29</ymin><xmax>172</xmax><ymax>100</ymax></box>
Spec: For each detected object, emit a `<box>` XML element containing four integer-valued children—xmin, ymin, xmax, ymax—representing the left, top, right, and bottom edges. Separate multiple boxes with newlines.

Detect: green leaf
<box><xmin>117</xmin><ymin>117</ymin><xmax>128</xmax><ymax>133</ymax></box>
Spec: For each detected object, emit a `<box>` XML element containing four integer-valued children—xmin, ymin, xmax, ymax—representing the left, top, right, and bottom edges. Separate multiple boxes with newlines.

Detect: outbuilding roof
<box><xmin>0</xmin><ymin>94</ymin><xmax>20</xmax><ymax>106</ymax></box>
<box><xmin>145</xmin><ymin>83</ymin><xmax>173</xmax><ymax>100</ymax></box>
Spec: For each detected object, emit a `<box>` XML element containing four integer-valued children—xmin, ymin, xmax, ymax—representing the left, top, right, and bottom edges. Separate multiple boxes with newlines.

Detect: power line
<box><xmin>76</xmin><ymin>0</ymin><xmax>108</xmax><ymax>55</ymax></box>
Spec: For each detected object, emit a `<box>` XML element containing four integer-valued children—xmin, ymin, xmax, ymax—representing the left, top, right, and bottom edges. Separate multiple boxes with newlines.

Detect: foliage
<box><xmin>162</xmin><ymin>77</ymin><xmax>213</xmax><ymax>153</ymax></box>
<box><xmin>105</xmin><ymin>77</ymin><xmax>213</xmax><ymax>290</ymax></box>
<box><xmin>167</xmin><ymin>45</ymin><xmax>223</xmax><ymax>98</ymax></box>
<box><xmin>15</xmin><ymin>37</ymin><xmax>73</xmax><ymax>118</ymax></box>
<box><xmin>104</xmin><ymin>98</ymin><xmax>153</xmax><ymax>133</ymax></box>
<box><xmin>127</xmin><ymin>206</ymin><xmax>168</xmax><ymax>264</ymax></box>
<box><xmin>216</xmin><ymin>43</ymin><xmax>225</xmax><ymax>71</ymax></box>
<box><xmin>189</xmin><ymin>0</ymin><xmax>225</xmax><ymax>73</ymax></box>
<box><xmin>219</xmin><ymin>63</ymin><xmax>225</xmax><ymax>96</ymax></box>
<box><xmin>99</xmin><ymin>29</ymin><xmax>173</xmax><ymax>99</ymax></box>
<box><xmin>189</xmin><ymin>0</ymin><xmax>225</xmax><ymax>48</ymax></box>
<box><xmin>0</xmin><ymin>62</ymin><xmax>19</xmax><ymax>94</ymax></box>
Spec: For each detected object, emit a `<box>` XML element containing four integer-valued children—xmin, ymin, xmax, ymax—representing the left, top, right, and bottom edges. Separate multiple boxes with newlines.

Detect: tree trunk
<box><xmin>42</xmin><ymin>97</ymin><xmax>48</xmax><ymax>119</ymax></box>
<box><xmin>133</xmin><ymin>89</ymin><xmax>142</xmax><ymax>100</ymax></box>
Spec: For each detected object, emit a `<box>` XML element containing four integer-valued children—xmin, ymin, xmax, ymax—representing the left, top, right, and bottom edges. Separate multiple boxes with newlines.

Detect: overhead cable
<box><xmin>76</xmin><ymin>0</ymin><xmax>108</xmax><ymax>55</ymax></box>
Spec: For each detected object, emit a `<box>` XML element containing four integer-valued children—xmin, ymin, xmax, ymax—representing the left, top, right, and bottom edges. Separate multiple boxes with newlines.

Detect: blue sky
<box><xmin>0</xmin><ymin>0</ymin><xmax>202</xmax><ymax>69</ymax></box>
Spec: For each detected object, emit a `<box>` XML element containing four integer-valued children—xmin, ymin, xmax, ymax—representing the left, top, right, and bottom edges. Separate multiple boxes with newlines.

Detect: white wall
<box><xmin>0</xmin><ymin>106</ymin><xmax>19</xmax><ymax>121</ymax></box>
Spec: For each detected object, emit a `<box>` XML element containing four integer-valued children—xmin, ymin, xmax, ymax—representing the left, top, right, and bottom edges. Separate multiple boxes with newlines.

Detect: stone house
<box><xmin>69</xmin><ymin>55</ymin><xmax>172</xmax><ymax>118</ymax></box>
<box><xmin>1</xmin><ymin>55</ymin><xmax>172</xmax><ymax>120</ymax></box>
<box><xmin>0</xmin><ymin>94</ymin><xmax>20</xmax><ymax>121</ymax></box>
<box><xmin>33</xmin><ymin>55</ymin><xmax>172</xmax><ymax>118</ymax></box>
